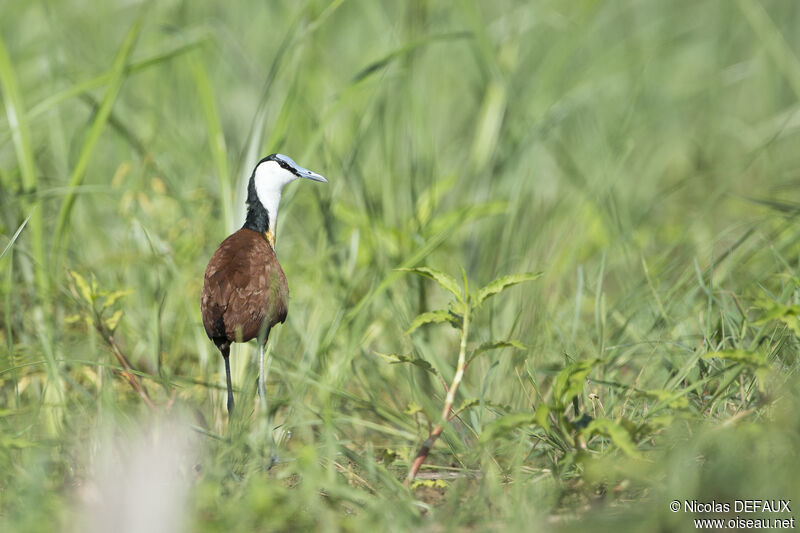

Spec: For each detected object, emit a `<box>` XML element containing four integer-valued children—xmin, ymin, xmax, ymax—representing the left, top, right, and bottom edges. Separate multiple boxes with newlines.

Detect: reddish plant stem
<box><xmin>405</xmin><ymin>308</ymin><xmax>470</xmax><ymax>486</ymax></box>
<box><xmin>94</xmin><ymin>320</ymin><xmax>156</xmax><ymax>410</ymax></box>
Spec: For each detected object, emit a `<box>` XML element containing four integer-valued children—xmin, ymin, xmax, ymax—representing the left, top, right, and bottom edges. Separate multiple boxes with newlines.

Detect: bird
<box><xmin>201</xmin><ymin>153</ymin><xmax>327</xmax><ymax>415</ymax></box>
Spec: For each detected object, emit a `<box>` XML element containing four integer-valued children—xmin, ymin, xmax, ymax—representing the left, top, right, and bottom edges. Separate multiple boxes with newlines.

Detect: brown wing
<box><xmin>201</xmin><ymin>228</ymin><xmax>289</xmax><ymax>344</ymax></box>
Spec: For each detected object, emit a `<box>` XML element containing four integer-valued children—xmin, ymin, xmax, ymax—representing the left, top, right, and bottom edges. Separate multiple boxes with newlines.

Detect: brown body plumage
<box><xmin>201</xmin><ymin>228</ymin><xmax>288</xmax><ymax>349</ymax></box>
<box><xmin>200</xmin><ymin>153</ymin><xmax>326</xmax><ymax>415</ymax></box>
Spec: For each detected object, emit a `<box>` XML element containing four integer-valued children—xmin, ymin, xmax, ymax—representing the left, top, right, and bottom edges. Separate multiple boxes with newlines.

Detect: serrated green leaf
<box><xmin>70</xmin><ymin>270</ymin><xmax>94</xmax><ymax>304</ymax></box>
<box><xmin>778</xmin><ymin>316</ymin><xmax>800</xmax><ymax>339</ymax></box>
<box><xmin>552</xmin><ymin>359</ymin><xmax>601</xmax><ymax>409</ymax></box>
<box><xmin>102</xmin><ymin>288</ymin><xmax>133</xmax><ymax>309</ymax></box>
<box><xmin>468</xmin><ymin>340</ymin><xmax>525</xmax><ymax>365</ymax></box>
<box><xmin>583</xmin><ymin>418</ymin><xmax>641</xmax><ymax>459</ymax></box>
<box><xmin>448</xmin><ymin>299</ymin><xmax>467</xmax><ymax>316</ymax></box>
<box><xmin>702</xmin><ymin>350</ymin><xmax>768</xmax><ymax>368</ymax></box>
<box><xmin>754</xmin><ymin>304</ymin><xmax>800</xmax><ymax>339</ymax></box>
<box><xmin>754</xmin><ymin>303</ymin><xmax>800</xmax><ymax>323</ymax></box>
<box><xmin>456</xmin><ymin>398</ymin><xmax>480</xmax><ymax>414</ymax></box>
<box><xmin>472</xmin><ymin>272</ymin><xmax>542</xmax><ymax>308</ymax></box>
<box><xmin>376</xmin><ymin>352</ymin><xmax>439</xmax><ymax>377</ymax></box>
<box><xmin>406</xmin><ymin>310</ymin><xmax>461</xmax><ymax>334</ymax></box>
<box><xmin>397</xmin><ymin>267</ymin><xmax>464</xmax><ymax>302</ymax></box>
<box><xmin>104</xmin><ymin>309</ymin><xmax>124</xmax><ymax>331</ymax></box>
<box><xmin>64</xmin><ymin>314</ymin><xmax>83</xmax><ymax>325</ymax></box>
<box><xmin>411</xmin><ymin>479</ymin><xmax>448</xmax><ymax>489</ymax></box>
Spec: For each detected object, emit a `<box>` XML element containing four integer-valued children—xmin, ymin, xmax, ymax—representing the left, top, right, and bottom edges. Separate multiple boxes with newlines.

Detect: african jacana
<box><xmin>201</xmin><ymin>154</ymin><xmax>327</xmax><ymax>414</ymax></box>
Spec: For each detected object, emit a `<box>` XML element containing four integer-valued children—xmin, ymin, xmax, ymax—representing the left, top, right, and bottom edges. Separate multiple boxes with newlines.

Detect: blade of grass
<box><xmin>240</xmin><ymin>0</ymin><xmax>345</xmax><ymax>182</ymax></box>
<box><xmin>0</xmin><ymin>212</ymin><xmax>31</xmax><ymax>262</ymax></box>
<box><xmin>26</xmin><ymin>30</ymin><xmax>211</xmax><ymax>122</ymax></box>
<box><xmin>351</xmin><ymin>31</ymin><xmax>471</xmax><ymax>83</ymax></box>
<box><xmin>0</xmin><ymin>35</ymin><xmax>48</xmax><ymax>300</ymax></box>
<box><xmin>189</xmin><ymin>54</ymin><xmax>233</xmax><ymax>234</ymax></box>
<box><xmin>738</xmin><ymin>0</ymin><xmax>800</xmax><ymax>99</ymax></box>
<box><xmin>0</xmin><ymin>33</ymin><xmax>63</xmax><ymax>420</ymax></box>
<box><xmin>53</xmin><ymin>15</ymin><xmax>143</xmax><ymax>259</ymax></box>
<box><xmin>237</xmin><ymin>8</ymin><xmax>305</xmax><ymax>184</ymax></box>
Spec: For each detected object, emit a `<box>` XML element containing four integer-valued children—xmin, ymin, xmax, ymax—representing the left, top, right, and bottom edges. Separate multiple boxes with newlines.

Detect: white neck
<box><xmin>260</xmin><ymin>189</ymin><xmax>281</xmax><ymax>237</ymax></box>
<box><xmin>253</xmin><ymin>159</ymin><xmax>300</xmax><ymax>241</ymax></box>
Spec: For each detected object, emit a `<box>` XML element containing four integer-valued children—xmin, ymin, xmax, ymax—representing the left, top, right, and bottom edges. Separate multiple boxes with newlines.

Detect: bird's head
<box><xmin>245</xmin><ymin>154</ymin><xmax>327</xmax><ymax>246</ymax></box>
<box><xmin>252</xmin><ymin>153</ymin><xmax>327</xmax><ymax>192</ymax></box>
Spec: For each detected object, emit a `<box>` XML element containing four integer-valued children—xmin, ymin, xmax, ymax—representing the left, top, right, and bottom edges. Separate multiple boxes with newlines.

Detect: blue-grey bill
<box><xmin>298</xmin><ymin>169</ymin><xmax>327</xmax><ymax>182</ymax></box>
<box><xmin>275</xmin><ymin>153</ymin><xmax>328</xmax><ymax>183</ymax></box>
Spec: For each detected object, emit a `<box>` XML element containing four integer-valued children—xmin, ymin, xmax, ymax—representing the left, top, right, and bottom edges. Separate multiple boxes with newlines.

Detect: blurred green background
<box><xmin>2</xmin><ymin>0</ymin><xmax>800</xmax><ymax>531</ymax></box>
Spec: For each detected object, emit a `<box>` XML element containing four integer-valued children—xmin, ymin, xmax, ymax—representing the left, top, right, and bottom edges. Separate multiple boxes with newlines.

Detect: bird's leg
<box><xmin>257</xmin><ymin>337</ymin><xmax>277</xmax><ymax>469</ymax></box>
<box><xmin>222</xmin><ymin>347</ymin><xmax>234</xmax><ymax>415</ymax></box>
<box><xmin>258</xmin><ymin>342</ymin><xmax>268</xmax><ymax>409</ymax></box>
<box><xmin>257</xmin><ymin>325</ymin><xmax>272</xmax><ymax>409</ymax></box>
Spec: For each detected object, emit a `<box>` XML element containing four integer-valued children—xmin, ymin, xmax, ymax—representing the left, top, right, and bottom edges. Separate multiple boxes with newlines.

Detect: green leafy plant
<box><xmin>394</xmin><ymin>266</ymin><xmax>541</xmax><ymax>484</ymax></box>
<box><xmin>66</xmin><ymin>270</ymin><xmax>154</xmax><ymax>409</ymax></box>
<box><xmin>480</xmin><ymin>357</ymin><xmax>643</xmax><ymax>466</ymax></box>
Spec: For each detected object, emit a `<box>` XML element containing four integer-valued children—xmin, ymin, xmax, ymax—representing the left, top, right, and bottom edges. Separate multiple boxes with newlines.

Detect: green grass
<box><xmin>2</xmin><ymin>0</ymin><xmax>800</xmax><ymax>531</ymax></box>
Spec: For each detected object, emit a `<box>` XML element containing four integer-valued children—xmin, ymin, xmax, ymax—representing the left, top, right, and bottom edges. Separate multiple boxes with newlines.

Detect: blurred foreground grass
<box><xmin>2</xmin><ymin>0</ymin><xmax>800</xmax><ymax>531</ymax></box>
